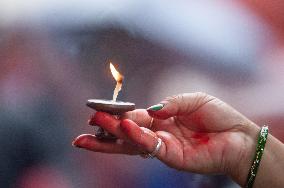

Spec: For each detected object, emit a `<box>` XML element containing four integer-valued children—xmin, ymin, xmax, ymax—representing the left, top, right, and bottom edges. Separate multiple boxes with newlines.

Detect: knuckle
<box><xmin>164</xmin><ymin>93</ymin><xmax>184</xmax><ymax>104</ymax></box>
<box><xmin>194</xmin><ymin>92</ymin><xmax>215</xmax><ymax>101</ymax></box>
<box><xmin>136</xmin><ymin>127</ymin><xmax>146</xmax><ymax>145</ymax></box>
<box><xmin>161</xmin><ymin>92</ymin><xmax>216</xmax><ymax>115</ymax></box>
<box><xmin>194</xmin><ymin>92</ymin><xmax>215</xmax><ymax>104</ymax></box>
<box><xmin>122</xmin><ymin>110</ymin><xmax>136</xmax><ymax>121</ymax></box>
<box><xmin>195</xmin><ymin>91</ymin><xmax>208</xmax><ymax>98</ymax></box>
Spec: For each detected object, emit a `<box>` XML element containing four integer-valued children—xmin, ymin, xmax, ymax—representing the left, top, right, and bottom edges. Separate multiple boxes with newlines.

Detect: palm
<box><xmin>151</xmin><ymin>99</ymin><xmax>248</xmax><ymax>173</ymax></box>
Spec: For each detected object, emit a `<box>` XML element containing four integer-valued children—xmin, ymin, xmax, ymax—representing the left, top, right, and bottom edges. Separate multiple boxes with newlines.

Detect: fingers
<box><xmin>122</xmin><ymin>109</ymin><xmax>154</xmax><ymax>129</ymax></box>
<box><xmin>73</xmin><ymin>119</ymin><xmax>168</xmax><ymax>159</ymax></box>
<box><xmin>83</xmin><ymin>108</ymin><xmax>174</xmax><ymax>158</ymax></box>
<box><xmin>147</xmin><ymin>92</ymin><xmax>214</xmax><ymax>120</ymax></box>
<box><xmin>72</xmin><ymin>134</ymin><xmax>140</xmax><ymax>155</ymax></box>
<box><xmin>88</xmin><ymin>112</ymin><xmax>127</xmax><ymax>140</ymax></box>
<box><xmin>85</xmin><ymin>112</ymin><xmax>165</xmax><ymax>157</ymax></box>
<box><xmin>120</xmin><ymin>119</ymin><xmax>166</xmax><ymax>159</ymax></box>
<box><xmin>89</xmin><ymin>109</ymin><xmax>155</xmax><ymax>129</ymax></box>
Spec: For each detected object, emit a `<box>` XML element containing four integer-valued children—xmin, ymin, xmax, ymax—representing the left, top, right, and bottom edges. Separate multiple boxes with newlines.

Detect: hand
<box><xmin>73</xmin><ymin>92</ymin><xmax>259</xmax><ymax>186</ymax></box>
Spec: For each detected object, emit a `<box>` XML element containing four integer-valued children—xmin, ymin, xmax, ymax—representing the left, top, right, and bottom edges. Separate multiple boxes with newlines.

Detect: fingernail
<box><xmin>147</xmin><ymin>104</ymin><xmax>164</xmax><ymax>111</ymax></box>
<box><xmin>72</xmin><ymin>140</ymin><xmax>78</xmax><ymax>147</ymax></box>
<box><xmin>72</xmin><ymin>139</ymin><xmax>83</xmax><ymax>148</ymax></box>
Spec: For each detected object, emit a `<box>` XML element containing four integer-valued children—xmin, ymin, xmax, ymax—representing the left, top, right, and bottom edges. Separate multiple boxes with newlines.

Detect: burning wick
<box><xmin>86</xmin><ymin>63</ymin><xmax>134</xmax><ymax>139</ymax></box>
<box><xmin>110</xmin><ymin>63</ymin><xmax>124</xmax><ymax>102</ymax></box>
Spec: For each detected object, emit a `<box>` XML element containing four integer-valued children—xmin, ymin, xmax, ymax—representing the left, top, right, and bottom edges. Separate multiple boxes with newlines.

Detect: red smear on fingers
<box><xmin>120</xmin><ymin>119</ymin><xmax>134</xmax><ymax>134</ymax></box>
<box><xmin>120</xmin><ymin>119</ymin><xmax>142</xmax><ymax>142</ymax></box>
<box><xmin>93</xmin><ymin>112</ymin><xmax>118</xmax><ymax>126</ymax></box>
<box><xmin>88</xmin><ymin>113</ymin><xmax>96</xmax><ymax>125</ymax></box>
<box><xmin>72</xmin><ymin>134</ymin><xmax>90</xmax><ymax>147</ymax></box>
<box><xmin>94</xmin><ymin>112</ymin><xmax>108</xmax><ymax>124</ymax></box>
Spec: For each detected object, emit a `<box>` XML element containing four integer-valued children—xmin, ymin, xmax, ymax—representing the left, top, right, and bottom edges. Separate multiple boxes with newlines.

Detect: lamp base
<box><xmin>86</xmin><ymin>99</ymin><xmax>135</xmax><ymax>139</ymax></box>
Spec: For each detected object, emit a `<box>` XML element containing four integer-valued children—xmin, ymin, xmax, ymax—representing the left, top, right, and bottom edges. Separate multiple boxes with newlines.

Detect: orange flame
<box><xmin>110</xmin><ymin>62</ymin><xmax>124</xmax><ymax>83</ymax></box>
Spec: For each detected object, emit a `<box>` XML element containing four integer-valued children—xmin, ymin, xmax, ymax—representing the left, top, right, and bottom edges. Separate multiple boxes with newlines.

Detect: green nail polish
<box><xmin>147</xmin><ymin>104</ymin><xmax>164</xmax><ymax>111</ymax></box>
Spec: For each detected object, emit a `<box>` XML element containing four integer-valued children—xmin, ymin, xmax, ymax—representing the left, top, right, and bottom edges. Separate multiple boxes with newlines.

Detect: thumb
<box><xmin>146</xmin><ymin>92</ymin><xmax>214</xmax><ymax>120</ymax></box>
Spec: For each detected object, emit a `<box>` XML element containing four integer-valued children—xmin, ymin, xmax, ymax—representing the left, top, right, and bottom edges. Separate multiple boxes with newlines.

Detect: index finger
<box><xmin>121</xmin><ymin>109</ymin><xmax>153</xmax><ymax>129</ymax></box>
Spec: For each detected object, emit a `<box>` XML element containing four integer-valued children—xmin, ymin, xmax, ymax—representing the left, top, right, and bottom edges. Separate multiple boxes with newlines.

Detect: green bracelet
<box><xmin>246</xmin><ymin>125</ymin><xmax>269</xmax><ymax>188</ymax></box>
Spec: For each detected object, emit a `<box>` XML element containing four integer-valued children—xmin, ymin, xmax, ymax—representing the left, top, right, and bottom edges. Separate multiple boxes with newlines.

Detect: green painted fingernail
<box><xmin>147</xmin><ymin>104</ymin><xmax>164</xmax><ymax>111</ymax></box>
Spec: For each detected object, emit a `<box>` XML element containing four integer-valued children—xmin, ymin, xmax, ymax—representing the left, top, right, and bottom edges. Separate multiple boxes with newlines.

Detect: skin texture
<box><xmin>73</xmin><ymin>92</ymin><xmax>284</xmax><ymax>187</ymax></box>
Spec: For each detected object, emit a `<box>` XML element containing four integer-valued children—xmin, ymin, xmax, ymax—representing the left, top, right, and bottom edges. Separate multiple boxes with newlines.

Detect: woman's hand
<box><xmin>73</xmin><ymin>92</ymin><xmax>259</xmax><ymax>186</ymax></box>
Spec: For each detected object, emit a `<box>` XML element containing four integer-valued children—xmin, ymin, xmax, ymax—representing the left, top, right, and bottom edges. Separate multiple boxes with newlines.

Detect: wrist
<box><xmin>227</xmin><ymin>122</ymin><xmax>260</xmax><ymax>187</ymax></box>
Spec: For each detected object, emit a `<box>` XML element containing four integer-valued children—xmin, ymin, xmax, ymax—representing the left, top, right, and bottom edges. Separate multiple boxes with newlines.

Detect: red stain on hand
<box><xmin>120</xmin><ymin>119</ymin><xmax>133</xmax><ymax>134</ymax></box>
<box><xmin>191</xmin><ymin>133</ymin><xmax>210</xmax><ymax>145</ymax></box>
<box><xmin>93</xmin><ymin>111</ymin><xmax>117</xmax><ymax>126</ymax></box>
<box><xmin>88</xmin><ymin>113</ymin><xmax>96</xmax><ymax>125</ymax></box>
<box><xmin>72</xmin><ymin>134</ymin><xmax>88</xmax><ymax>147</ymax></box>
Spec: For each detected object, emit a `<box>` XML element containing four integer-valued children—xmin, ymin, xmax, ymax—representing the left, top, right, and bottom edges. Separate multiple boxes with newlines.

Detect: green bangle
<box><xmin>246</xmin><ymin>125</ymin><xmax>269</xmax><ymax>188</ymax></box>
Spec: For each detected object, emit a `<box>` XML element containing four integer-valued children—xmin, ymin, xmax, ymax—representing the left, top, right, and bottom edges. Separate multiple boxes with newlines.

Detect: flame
<box><xmin>110</xmin><ymin>62</ymin><xmax>124</xmax><ymax>83</ymax></box>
